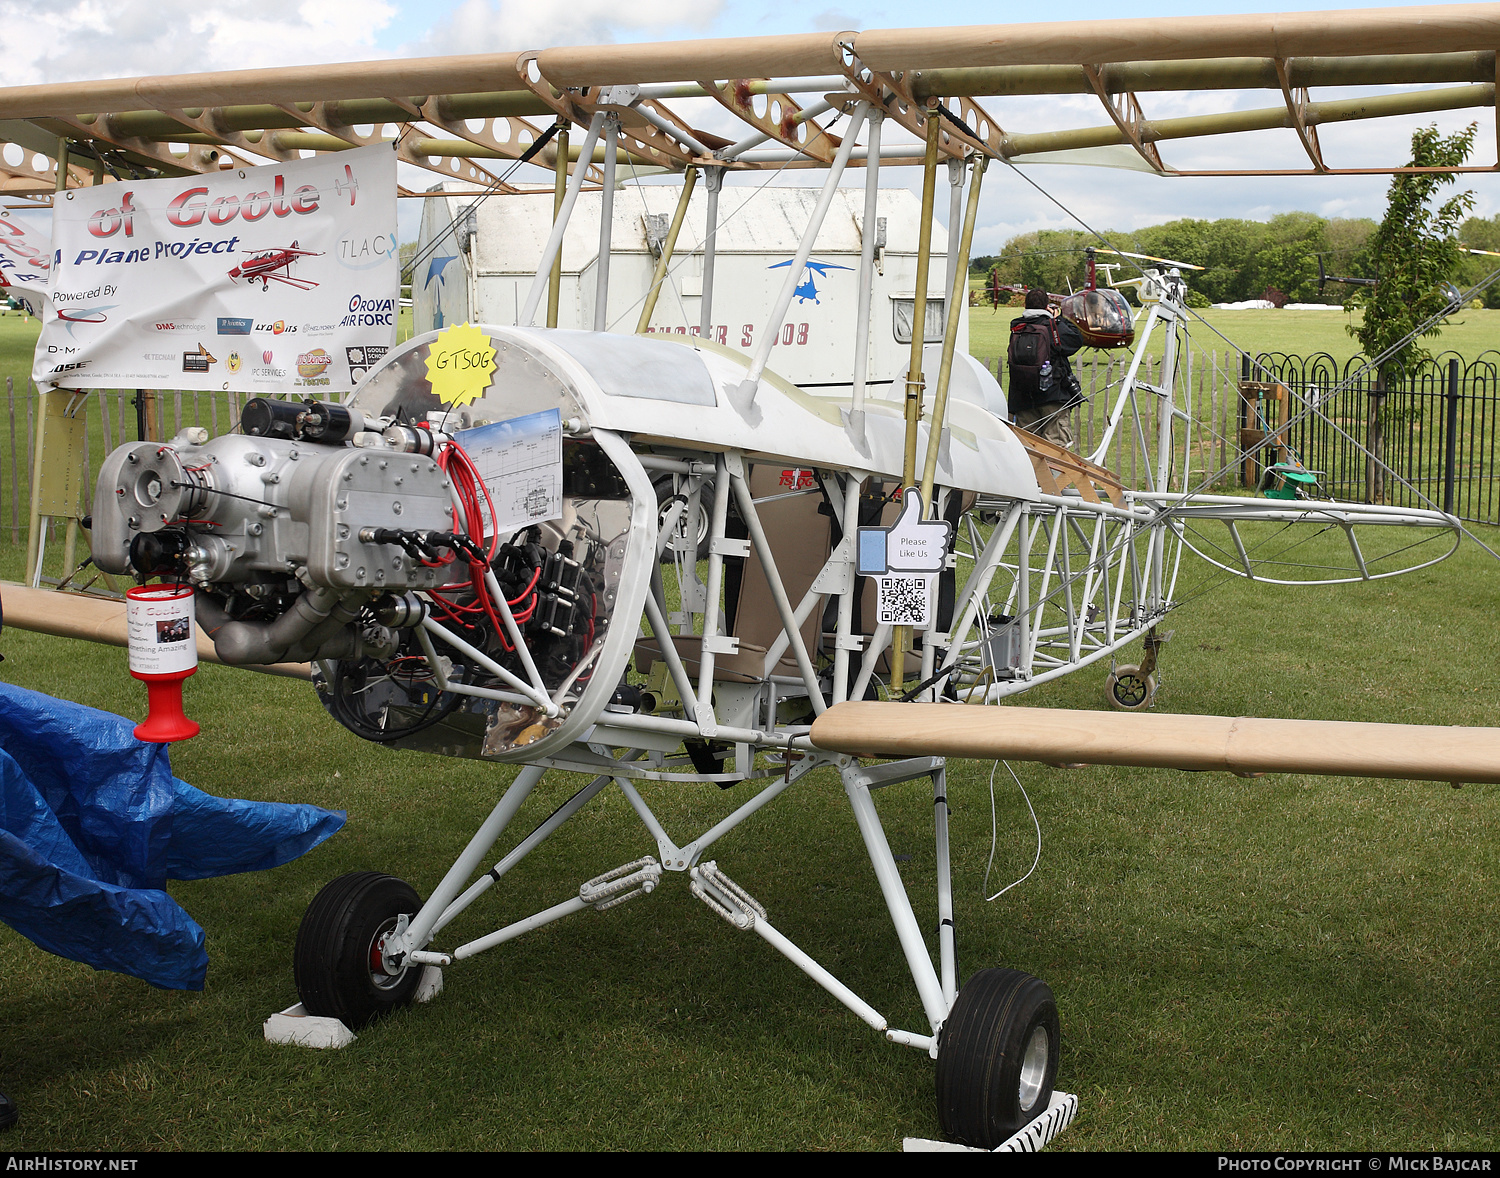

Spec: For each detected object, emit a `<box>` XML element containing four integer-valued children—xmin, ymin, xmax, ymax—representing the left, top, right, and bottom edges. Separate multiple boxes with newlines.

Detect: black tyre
<box><xmin>294</xmin><ymin>872</ymin><xmax>422</xmax><ymax>1029</ymax></box>
<box><xmin>936</xmin><ymin>967</ymin><xmax>1060</xmax><ymax>1149</ymax></box>
<box><xmin>1105</xmin><ymin>663</ymin><xmax>1155</xmax><ymax>711</ymax></box>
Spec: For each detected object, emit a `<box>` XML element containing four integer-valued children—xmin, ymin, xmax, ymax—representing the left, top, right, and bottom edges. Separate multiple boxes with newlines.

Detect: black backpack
<box><xmin>1008</xmin><ymin>318</ymin><xmax>1059</xmax><ymax>397</ymax></box>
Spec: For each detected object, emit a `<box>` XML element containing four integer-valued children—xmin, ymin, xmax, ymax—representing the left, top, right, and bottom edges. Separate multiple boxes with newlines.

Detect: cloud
<box><xmin>0</xmin><ymin>0</ymin><xmax>398</xmax><ymax>85</ymax></box>
<box><xmin>808</xmin><ymin>9</ymin><xmax>865</xmax><ymax>32</ymax></box>
<box><xmin>403</xmin><ymin>0</ymin><xmax>724</xmax><ymax>56</ymax></box>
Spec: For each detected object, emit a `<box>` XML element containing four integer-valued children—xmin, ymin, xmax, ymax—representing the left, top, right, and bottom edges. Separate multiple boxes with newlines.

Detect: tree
<box><xmin>1349</xmin><ymin>123</ymin><xmax>1477</xmax><ymax>368</ymax></box>
<box><xmin>1348</xmin><ymin>123</ymin><xmax>1475</xmax><ymax>504</ymax></box>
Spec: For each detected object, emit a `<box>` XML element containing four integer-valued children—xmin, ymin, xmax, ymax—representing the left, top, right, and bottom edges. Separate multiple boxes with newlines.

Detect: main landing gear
<box><xmin>294</xmin><ymin>872</ymin><xmax>423</xmax><ymax>1029</ymax></box>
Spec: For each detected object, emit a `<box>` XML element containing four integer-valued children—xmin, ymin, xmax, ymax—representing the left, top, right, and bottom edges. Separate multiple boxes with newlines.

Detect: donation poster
<box><xmin>34</xmin><ymin>142</ymin><xmax>397</xmax><ymax>394</ymax></box>
<box><xmin>0</xmin><ymin>209</ymin><xmax>52</xmax><ymax>316</ymax></box>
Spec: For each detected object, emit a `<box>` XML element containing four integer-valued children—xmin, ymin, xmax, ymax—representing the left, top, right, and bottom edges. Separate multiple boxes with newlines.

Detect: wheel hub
<box><xmin>369</xmin><ymin>914</ymin><xmax>410</xmax><ymax>983</ymax></box>
<box><xmin>1017</xmin><ymin>1024</ymin><xmax>1050</xmax><ymax>1112</ymax></box>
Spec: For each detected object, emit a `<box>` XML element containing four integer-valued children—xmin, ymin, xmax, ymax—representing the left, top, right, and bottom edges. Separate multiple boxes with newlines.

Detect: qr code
<box><xmin>877</xmin><ymin>575</ymin><xmax>932</xmax><ymax>626</ymax></box>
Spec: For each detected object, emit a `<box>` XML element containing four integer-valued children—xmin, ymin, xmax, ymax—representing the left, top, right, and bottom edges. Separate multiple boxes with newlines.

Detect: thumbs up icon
<box><xmin>856</xmin><ymin>487</ymin><xmax>953</xmax><ymax>576</ymax></box>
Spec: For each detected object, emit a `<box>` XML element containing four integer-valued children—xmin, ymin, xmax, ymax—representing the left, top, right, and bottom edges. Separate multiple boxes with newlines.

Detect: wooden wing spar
<box><xmin>810</xmin><ymin>703</ymin><xmax>1500</xmax><ymax>785</ymax></box>
<box><xmin>3</xmin><ymin>3</ymin><xmax>1500</xmax><ymax>196</ymax></box>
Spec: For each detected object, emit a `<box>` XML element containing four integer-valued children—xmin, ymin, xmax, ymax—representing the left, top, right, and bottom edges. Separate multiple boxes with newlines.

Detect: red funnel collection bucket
<box><xmin>125</xmin><ymin>584</ymin><xmax>200</xmax><ymax>743</ymax></box>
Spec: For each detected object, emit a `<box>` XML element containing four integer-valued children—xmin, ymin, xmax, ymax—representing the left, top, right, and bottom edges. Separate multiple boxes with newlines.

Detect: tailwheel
<box><xmin>1104</xmin><ymin>664</ymin><xmax>1156</xmax><ymax>710</ymax></box>
<box><xmin>294</xmin><ymin>871</ymin><xmax>422</xmax><ymax>1029</ymax></box>
<box><xmin>1106</xmin><ymin>626</ymin><xmax>1170</xmax><ymax>710</ymax></box>
<box><xmin>935</xmin><ymin>968</ymin><xmax>1060</xmax><ymax>1149</ymax></box>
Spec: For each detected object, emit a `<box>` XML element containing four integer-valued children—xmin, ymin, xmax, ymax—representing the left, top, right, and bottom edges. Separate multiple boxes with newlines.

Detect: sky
<box><xmin>1</xmin><ymin>0</ymin><xmax>1494</xmax><ymax>256</ymax></box>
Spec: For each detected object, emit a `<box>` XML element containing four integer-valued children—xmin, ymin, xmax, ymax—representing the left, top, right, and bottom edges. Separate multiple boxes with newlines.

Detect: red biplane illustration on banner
<box><xmin>228</xmin><ymin>242</ymin><xmax>321</xmax><ymax>291</ymax></box>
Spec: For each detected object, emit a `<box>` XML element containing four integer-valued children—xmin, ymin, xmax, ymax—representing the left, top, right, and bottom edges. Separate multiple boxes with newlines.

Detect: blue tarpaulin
<box><xmin>0</xmin><ymin>682</ymin><xmax>344</xmax><ymax>990</ymax></box>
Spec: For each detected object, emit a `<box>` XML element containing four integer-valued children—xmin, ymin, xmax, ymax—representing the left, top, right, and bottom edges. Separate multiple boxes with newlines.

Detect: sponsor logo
<box><xmin>336</xmin><ymin>232</ymin><xmax>394</xmax><ymax>265</ymax></box>
<box><xmin>217</xmin><ymin>316</ymin><xmax>253</xmax><ymax>335</ymax></box>
<box><xmin>300</xmin><ymin>322</ymin><xmax>336</xmax><ymax>336</ymax></box>
<box><xmin>297</xmin><ymin>348</ymin><xmax>331</xmax><ymax>378</ymax></box>
<box><xmin>154</xmin><ymin>321</ymin><xmax>206</xmax><ymax>332</ymax></box>
<box><xmin>262</xmin><ymin>349</ymin><xmax>274</xmax><ymax>364</ymax></box>
<box><xmin>254</xmin><ymin>320</ymin><xmax>295</xmax><ymax>335</ymax></box>
<box><xmin>182</xmin><ymin>343</ymin><xmax>217</xmax><ymax>373</ymax></box>
<box><xmin>56</xmin><ymin>303</ymin><xmax>116</xmax><ymax>338</ymax></box>
<box><xmin>226</xmin><ymin>352</ymin><xmax>242</xmax><ymax>374</ymax></box>
<box><xmin>767</xmin><ymin>257</ymin><xmax>854</xmax><ymax>305</ymax></box>
<box><xmin>56</xmin><ymin>306</ymin><xmax>109</xmax><ymax>324</ymax></box>
<box><xmin>346</xmin><ymin>344</ymin><xmax>388</xmax><ymax>382</ymax></box>
<box><xmin>423</xmin><ymin>255</ymin><xmax>458</xmax><ymax>290</ymax></box>
<box><xmin>48</xmin><ymin>360</ymin><xmax>91</xmax><ymax>373</ymax></box>
<box><xmin>143</xmin><ymin>352</ymin><xmax>175</xmax><ymax>361</ymax></box>
<box><xmin>339</xmin><ymin>294</ymin><xmax>396</xmax><ymax>328</ymax></box>
<box><xmin>252</xmin><ymin>366</ymin><xmax>287</xmax><ymax>378</ymax></box>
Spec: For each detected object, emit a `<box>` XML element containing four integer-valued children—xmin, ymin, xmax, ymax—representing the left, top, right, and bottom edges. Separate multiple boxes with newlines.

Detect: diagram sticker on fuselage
<box><xmin>454</xmin><ymin>408</ymin><xmax>563</xmax><ymax>537</ymax></box>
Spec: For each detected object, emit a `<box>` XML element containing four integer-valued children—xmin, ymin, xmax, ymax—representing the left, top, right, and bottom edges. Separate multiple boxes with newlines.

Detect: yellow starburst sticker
<box><xmin>425</xmin><ymin>323</ymin><xmax>497</xmax><ymax>407</ymax></box>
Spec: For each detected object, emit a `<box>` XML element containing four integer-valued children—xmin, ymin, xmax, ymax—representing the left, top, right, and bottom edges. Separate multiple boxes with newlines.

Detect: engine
<box><xmin>91</xmin><ymin>332</ymin><xmax>651</xmax><ymax>764</ymax></box>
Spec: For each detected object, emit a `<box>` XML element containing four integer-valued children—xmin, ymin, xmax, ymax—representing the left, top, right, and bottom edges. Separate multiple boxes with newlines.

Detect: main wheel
<box><xmin>294</xmin><ymin>872</ymin><xmax>422</xmax><ymax>1029</ymax></box>
<box><xmin>1105</xmin><ymin>663</ymin><xmax>1156</xmax><ymax>710</ymax></box>
<box><xmin>936</xmin><ymin>967</ymin><xmax>1060</xmax><ymax>1149</ymax></box>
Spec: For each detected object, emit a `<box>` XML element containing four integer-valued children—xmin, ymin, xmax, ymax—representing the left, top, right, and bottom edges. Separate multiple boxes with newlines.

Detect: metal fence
<box><xmin>1239</xmin><ymin>351</ymin><xmax>1500</xmax><ymax>524</ymax></box>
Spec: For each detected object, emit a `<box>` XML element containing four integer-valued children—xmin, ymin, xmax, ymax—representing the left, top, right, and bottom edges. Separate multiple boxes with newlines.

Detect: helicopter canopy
<box><xmin>1060</xmin><ymin>289</ymin><xmax>1137</xmax><ymax>350</ymax></box>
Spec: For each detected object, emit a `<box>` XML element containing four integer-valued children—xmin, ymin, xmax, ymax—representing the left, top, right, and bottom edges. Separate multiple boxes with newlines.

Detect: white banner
<box><xmin>35</xmin><ymin>143</ymin><xmax>398</xmax><ymax>394</ymax></box>
<box><xmin>0</xmin><ymin>209</ymin><xmax>52</xmax><ymax>316</ymax></box>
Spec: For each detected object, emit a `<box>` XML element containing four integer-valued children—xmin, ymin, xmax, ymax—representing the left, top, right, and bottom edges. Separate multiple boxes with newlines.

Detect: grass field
<box><xmin>968</xmin><ymin>302</ymin><xmax>1500</xmax><ymax>372</ymax></box>
<box><xmin>0</xmin><ymin>304</ymin><xmax>1497</xmax><ymax>1152</ymax></box>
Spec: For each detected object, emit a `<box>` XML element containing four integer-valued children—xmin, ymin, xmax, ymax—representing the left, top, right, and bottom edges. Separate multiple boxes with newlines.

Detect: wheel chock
<box><xmin>265</xmin><ymin>966</ymin><xmax>443</xmax><ymax>1049</ymax></box>
<box><xmin>263</xmin><ymin>1004</ymin><xmax>357</xmax><ymax>1050</ymax></box>
<box><xmin>903</xmin><ymin>1091</ymin><xmax>1079</xmax><ymax>1153</ymax></box>
<box><xmin>413</xmin><ymin>964</ymin><xmax>444</xmax><ymax>1003</ymax></box>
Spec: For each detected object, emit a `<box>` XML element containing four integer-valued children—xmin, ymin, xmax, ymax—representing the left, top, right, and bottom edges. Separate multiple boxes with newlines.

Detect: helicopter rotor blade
<box><xmin>1096</xmin><ymin>247</ymin><xmax>1205</xmax><ymax>271</ymax></box>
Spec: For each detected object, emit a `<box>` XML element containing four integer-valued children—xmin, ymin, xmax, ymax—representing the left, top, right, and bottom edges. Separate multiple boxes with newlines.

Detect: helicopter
<box><xmin>1314</xmin><ymin>248</ymin><xmax>1500</xmax><ymax>308</ymax></box>
<box><xmin>986</xmin><ymin>246</ymin><xmax>1211</xmax><ymax>351</ymax></box>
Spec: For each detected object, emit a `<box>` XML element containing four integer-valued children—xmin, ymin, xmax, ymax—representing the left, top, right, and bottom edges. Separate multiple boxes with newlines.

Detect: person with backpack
<box><xmin>1006</xmin><ymin>287</ymin><xmax>1084</xmax><ymax>448</ymax></box>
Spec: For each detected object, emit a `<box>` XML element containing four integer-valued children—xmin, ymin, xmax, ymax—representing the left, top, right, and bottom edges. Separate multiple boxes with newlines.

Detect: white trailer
<box><xmin>412</xmin><ymin>183</ymin><xmax>991</xmax><ymax>403</ymax></box>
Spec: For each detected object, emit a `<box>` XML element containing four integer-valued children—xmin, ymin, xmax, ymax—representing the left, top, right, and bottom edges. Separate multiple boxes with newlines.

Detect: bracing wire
<box><xmin>404</xmin><ymin>121</ymin><xmax>561</xmax><ymax>285</ymax></box>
